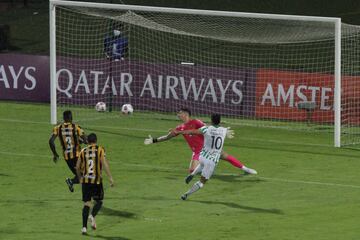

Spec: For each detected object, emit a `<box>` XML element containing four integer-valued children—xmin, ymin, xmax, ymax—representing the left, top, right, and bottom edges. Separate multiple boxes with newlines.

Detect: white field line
<box><xmin>0</xmin><ymin>118</ymin><xmax>167</xmax><ymax>133</ymax></box>
<box><xmin>1</xmin><ymin>150</ymin><xmax>360</xmax><ymax>189</ymax></box>
<box><xmin>0</xmin><ymin>118</ymin><xmax>331</xmax><ymax>147</ymax></box>
<box><xmin>143</xmin><ymin>217</ymin><xmax>163</xmax><ymax>222</ymax></box>
<box><xmin>0</xmin><ymin>118</ymin><xmax>49</xmax><ymax>125</ymax></box>
<box><xmin>257</xmin><ymin>176</ymin><xmax>360</xmax><ymax>189</ymax></box>
<box><xmin>119</xmin><ymin>163</ymin><xmax>360</xmax><ymax>189</ymax></box>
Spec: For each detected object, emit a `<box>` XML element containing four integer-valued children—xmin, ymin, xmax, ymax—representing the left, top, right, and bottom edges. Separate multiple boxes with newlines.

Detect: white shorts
<box><xmin>199</xmin><ymin>158</ymin><xmax>216</xmax><ymax>180</ymax></box>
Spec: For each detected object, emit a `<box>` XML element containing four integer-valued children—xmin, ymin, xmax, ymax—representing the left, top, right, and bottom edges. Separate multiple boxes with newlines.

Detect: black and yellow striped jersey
<box><xmin>52</xmin><ymin>122</ymin><xmax>85</xmax><ymax>160</ymax></box>
<box><xmin>78</xmin><ymin>144</ymin><xmax>106</xmax><ymax>184</ymax></box>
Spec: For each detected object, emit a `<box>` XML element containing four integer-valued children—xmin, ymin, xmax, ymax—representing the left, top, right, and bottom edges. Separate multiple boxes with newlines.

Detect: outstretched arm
<box><xmin>48</xmin><ymin>134</ymin><xmax>59</xmax><ymax>163</ymax></box>
<box><xmin>103</xmin><ymin>157</ymin><xmax>114</xmax><ymax>187</ymax></box>
<box><xmin>174</xmin><ymin>129</ymin><xmax>202</xmax><ymax>135</ymax></box>
<box><xmin>79</xmin><ymin>134</ymin><xmax>88</xmax><ymax>144</ymax></box>
<box><xmin>144</xmin><ymin>131</ymin><xmax>177</xmax><ymax>145</ymax></box>
<box><xmin>75</xmin><ymin>156</ymin><xmax>82</xmax><ymax>182</ymax></box>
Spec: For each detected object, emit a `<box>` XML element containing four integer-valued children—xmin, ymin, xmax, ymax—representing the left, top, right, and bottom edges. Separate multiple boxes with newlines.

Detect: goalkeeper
<box><xmin>144</xmin><ymin>108</ymin><xmax>257</xmax><ymax>175</ymax></box>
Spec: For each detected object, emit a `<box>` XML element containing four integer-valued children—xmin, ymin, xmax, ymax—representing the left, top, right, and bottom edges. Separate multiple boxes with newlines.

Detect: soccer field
<box><xmin>0</xmin><ymin>102</ymin><xmax>360</xmax><ymax>240</ymax></box>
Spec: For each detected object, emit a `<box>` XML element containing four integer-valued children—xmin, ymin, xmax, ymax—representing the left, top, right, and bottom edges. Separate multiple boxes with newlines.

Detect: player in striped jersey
<box><xmin>144</xmin><ymin>108</ymin><xmax>257</xmax><ymax>175</ymax></box>
<box><xmin>49</xmin><ymin>110</ymin><xmax>87</xmax><ymax>192</ymax></box>
<box><xmin>174</xmin><ymin>114</ymin><xmax>230</xmax><ymax>200</ymax></box>
<box><xmin>76</xmin><ymin>133</ymin><xmax>114</xmax><ymax>235</ymax></box>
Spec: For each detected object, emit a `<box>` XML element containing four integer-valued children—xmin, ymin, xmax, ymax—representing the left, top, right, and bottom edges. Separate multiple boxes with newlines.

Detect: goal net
<box><xmin>50</xmin><ymin>0</ymin><xmax>360</xmax><ymax>146</ymax></box>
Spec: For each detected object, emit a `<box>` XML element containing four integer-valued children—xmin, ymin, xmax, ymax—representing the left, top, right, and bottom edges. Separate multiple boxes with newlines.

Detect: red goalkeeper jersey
<box><xmin>176</xmin><ymin>119</ymin><xmax>205</xmax><ymax>153</ymax></box>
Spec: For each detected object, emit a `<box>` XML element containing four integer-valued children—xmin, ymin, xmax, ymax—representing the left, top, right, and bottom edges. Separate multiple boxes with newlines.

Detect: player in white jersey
<box><xmin>174</xmin><ymin>114</ymin><xmax>233</xmax><ymax>200</ymax></box>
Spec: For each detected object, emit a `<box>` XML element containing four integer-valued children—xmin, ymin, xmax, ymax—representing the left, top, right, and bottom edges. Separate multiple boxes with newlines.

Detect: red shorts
<box><xmin>192</xmin><ymin>152</ymin><xmax>200</xmax><ymax>161</ymax></box>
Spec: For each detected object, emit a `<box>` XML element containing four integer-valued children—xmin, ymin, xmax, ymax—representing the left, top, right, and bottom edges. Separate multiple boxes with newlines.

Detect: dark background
<box><xmin>1</xmin><ymin>0</ymin><xmax>360</xmax><ymax>54</ymax></box>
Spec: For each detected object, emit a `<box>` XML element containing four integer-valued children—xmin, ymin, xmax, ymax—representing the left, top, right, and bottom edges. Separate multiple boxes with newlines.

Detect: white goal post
<box><xmin>49</xmin><ymin>0</ymin><xmax>360</xmax><ymax>147</ymax></box>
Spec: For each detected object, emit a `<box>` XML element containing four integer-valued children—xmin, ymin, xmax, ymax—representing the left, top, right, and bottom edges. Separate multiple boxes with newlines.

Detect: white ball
<box><xmin>95</xmin><ymin>102</ymin><xmax>106</xmax><ymax>112</ymax></box>
<box><xmin>121</xmin><ymin>103</ymin><xmax>133</xmax><ymax>114</ymax></box>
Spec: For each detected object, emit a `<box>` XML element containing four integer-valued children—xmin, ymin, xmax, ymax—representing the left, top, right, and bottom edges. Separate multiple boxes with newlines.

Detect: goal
<box><xmin>50</xmin><ymin>0</ymin><xmax>360</xmax><ymax>147</ymax></box>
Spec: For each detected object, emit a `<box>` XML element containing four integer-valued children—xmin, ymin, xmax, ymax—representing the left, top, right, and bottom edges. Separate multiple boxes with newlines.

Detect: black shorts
<box><xmin>66</xmin><ymin>158</ymin><xmax>77</xmax><ymax>176</ymax></box>
<box><xmin>82</xmin><ymin>183</ymin><xmax>104</xmax><ymax>202</ymax></box>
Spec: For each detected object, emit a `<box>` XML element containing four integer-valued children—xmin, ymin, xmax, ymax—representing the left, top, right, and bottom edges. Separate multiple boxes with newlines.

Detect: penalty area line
<box><xmin>0</xmin><ymin>118</ymin><xmax>166</xmax><ymax>133</ymax></box>
<box><xmin>257</xmin><ymin>176</ymin><xmax>360</xmax><ymax>189</ymax></box>
<box><xmin>114</xmin><ymin>163</ymin><xmax>360</xmax><ymax>189</ymax></box>
<box><xmin>0</xmin><ymin>117</ymin><xmax>333</xmax><ymax>147</ymax></box>
<box><xmin>1</xmin><ymin>151</ymin><xmax>359</xmax><ymax>189</ymax></box>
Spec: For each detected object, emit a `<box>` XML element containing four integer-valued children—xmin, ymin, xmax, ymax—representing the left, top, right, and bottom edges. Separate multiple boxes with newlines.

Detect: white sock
<box><xmin>241</xmin><ymin>166</ymin><xmax>249</xmax><ymax>171</ymax></box>
<box><xmin>241</xmin><ymin>166</ymin><xmax>257</xmax><ymax>174</ymax></box>
<box><xmin>185</xmin><ymin>181</ymin><xmax>204</xmax><ymax>196</ymax></box>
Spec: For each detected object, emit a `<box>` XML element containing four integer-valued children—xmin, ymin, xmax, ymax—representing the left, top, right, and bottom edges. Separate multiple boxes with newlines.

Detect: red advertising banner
<box><xmin>255</xmin><ymin>69</ymin><xmax>334</xmax><ymax>123</ymax></box>
<box><xmin>342</xmin><ymin>75</ymin><xmax>360</xmax><ymax>125</ymax></box>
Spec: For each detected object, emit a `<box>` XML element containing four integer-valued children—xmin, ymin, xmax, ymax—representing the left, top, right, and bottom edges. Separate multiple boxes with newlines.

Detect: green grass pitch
<box><xmin>0</xmin><ymin>102</ymin><xmax>360</xmax><ymax>240</ymax></box>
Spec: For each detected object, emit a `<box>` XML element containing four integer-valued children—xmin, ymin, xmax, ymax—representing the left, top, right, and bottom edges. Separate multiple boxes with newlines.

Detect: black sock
<box><xmin>71</xmin><ymin>176</ymin><xmax>79</xmax><ymax>184</ymax></box>
<box><xmin>91</xmin><ymin>200</ymin><xmax>103</xmax><ymax>217</ymax></box>
<box><xmin>82</xmin><ymin>206</ymin><xmax>90</xmax><ymax>228</ymax></box>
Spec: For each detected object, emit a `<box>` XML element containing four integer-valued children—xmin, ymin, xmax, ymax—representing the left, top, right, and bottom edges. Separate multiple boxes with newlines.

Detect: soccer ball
<box><xmin>95</xmin><ymin>102</ymin><xmax>106</xmax><ymax>112</ymax></box>
<box><xmin>121</xmin><ymin>103</ymin><xmax>133</xmax><ymax>114</ymax></box>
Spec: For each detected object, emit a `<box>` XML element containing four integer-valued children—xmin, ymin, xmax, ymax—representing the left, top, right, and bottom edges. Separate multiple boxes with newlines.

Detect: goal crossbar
<box><xmin>50</xmin><ymin>0</ymin><xmax>340</xmax><ymax>23</ymax></box>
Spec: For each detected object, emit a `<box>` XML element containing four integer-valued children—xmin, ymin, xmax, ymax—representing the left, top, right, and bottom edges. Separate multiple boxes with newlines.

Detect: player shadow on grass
<box><xmin>87</xmin><ymin>235</ymin><xmax>131</xmax><ymax>240</ymax></box>
<box><xmin>191</xmin><ymin>200</ymin><xmax>283</xmax><ymax>215</ymax></box>
<box><xmin>101</xmin><ymin>206</ymin><xmax>136</xmax><ymax>219</ymax></box>
<box><xmin>212</xmin><ymin>174</ymin><xmax>264</xmax><ymax>183</ymax></box>
<box><xmin>0</xmin><ymin>172</ymin><xmax>11</xmax><ymax>177</ymax></box>
<box><xmin>136</xmin><ymin>196</ymin><xmax>282</xmax><ymax>215</ymax></box>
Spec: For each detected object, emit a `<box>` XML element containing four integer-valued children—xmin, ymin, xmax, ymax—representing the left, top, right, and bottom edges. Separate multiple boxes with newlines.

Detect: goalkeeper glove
<box><xmin>144</xmin><ymin>135</ymin><xmax>157</xmax><ymax>145</ymax></box>
<box><xmin>226</xmin><ymin>127</ymin><xmax>234</xmax><ymax>139</ymax></box>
